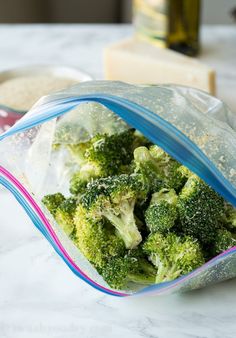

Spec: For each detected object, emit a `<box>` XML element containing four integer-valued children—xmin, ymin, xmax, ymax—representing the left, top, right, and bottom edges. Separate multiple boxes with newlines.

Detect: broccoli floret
<box><xmin>54</xmin><ymin>197</ymin><xmax>77</xmax><ymax>236</ymax></box>
<box><xmin>74</xmin><ymin>205</ymin><xmax>126</xmax><ymax>268</ymax></box>
<box><xmin>222</xmin><ymin>203</ymin><xmax>236</xmax><ymax>230</ymax></box>
<box><xmin>212</xmin><ymin>229</ymin><xmax>236</xmax><ymax>255</ymax></box>
<box><xmin>54</xmin><ymin>137</ymin><xmax>91</xmax><ymax>166</ymax></box>
<box><xmin>133</xmin><ymin>146</ymin><xmax>187</xmax><ymax>193</ymax></box>
<box><xmin>177</xmin><ymin>165</ymin><xmax>192</xmax><ymax>179</ymax></box>
<box><xmin>80</xmin><ymin>174</ymin><xmax>148</xmax><ymax>249</ymax></box>
<box><xmin>69</xmin><ymin>129</ymin><xmax>136</xmax><ymax>195</ymax></box>
<box><xmin>100</xmin><ymin>254</ymin><xmax>156</xmax><ymax>290</ymax></box>
<box><xmin>42</xmin><ymin>193</ymin><xmax>66</xmax><ymax>216</ymax></box>
<box><xmin>42</xmin><ymin>194</ymin><xmax>76</xmax><ymax>237</ymax></box>
<box><xmin>149</xmin><ymin>145</ymin><xmax>188</xmax><ymax>190</ymax></box>
<box><xmin>85</xmin><ymin>129</ymin><xmax>135</xmax><ymax>176</ymax></box>
<box><xmin>177</xmin><ymin>175</ymin><xmax>224</xmax><ymax>244</ymax></box>
<box><xmin>69</xmin><ymin>162</ymin><xmax>102</xmax><ymax>195</ymax></box>
<box><xmin>133</xmin><ymin>146</ymin><xmax>163</xmax><ymax>192</ymax></box>
<box><xmin>143</xmin><ymin>232</ymin><xmax>205</xmax><ymax>283</ymax></box>
<box><xmin>145</xmin><ymin>189</ymin><xmax>178</xmax><ymax>233</ymax></box>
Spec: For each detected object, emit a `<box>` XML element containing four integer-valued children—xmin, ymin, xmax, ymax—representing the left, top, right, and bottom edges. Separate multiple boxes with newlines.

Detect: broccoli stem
<box><xmin>103</xmin><ymin>199</ymin><xmax>142</xmax><ymax>249</ymax></box>
<box><xmin>128</xmin><ymin>272</ymin><xmax>156</xmax><ymax>285</ymax></box>
<box><xmin>129</xmin><ymin>259</ymin><xmax>157</xmax><ymax>285</ymax></box>
<box><xmin>155</xmin><ymin>263</ymin><xmax>182</xmax><ymax>283</ymax></box>
<box><xmin>151</xmin><ymin>254</ymin><xmax>183</xmax><ymax>283</ymax></box>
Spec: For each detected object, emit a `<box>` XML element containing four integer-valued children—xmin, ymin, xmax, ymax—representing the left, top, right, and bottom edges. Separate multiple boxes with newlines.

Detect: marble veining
<box><xmin>0</xmin><ymin>24</ymin><xmax>236</xmax><ymax>338</ymax></box>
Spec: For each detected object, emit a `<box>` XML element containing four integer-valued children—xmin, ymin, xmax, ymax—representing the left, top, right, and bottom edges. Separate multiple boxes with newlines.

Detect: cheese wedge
<box><xmin>104</xmin><ymin>38</ymin><xmax>215</xmax><ymax>95</ymax></box>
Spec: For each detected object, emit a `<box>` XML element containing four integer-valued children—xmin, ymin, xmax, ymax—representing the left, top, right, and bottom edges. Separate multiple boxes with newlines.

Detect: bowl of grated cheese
<box><xmin>0</xmin><ymin>65</ymin><xmax>92</xmax><ymax>132</ymax></box>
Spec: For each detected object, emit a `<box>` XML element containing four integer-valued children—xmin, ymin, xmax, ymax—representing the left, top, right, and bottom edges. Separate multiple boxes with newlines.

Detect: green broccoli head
<box><xmin>42</xmin><ymin>194</ymin><xmax>76</xmax><ymax>237</ymax></box>
<box><xmin>80</xmin><ymin>174</ymin><xmax>148</xmax><ymax>249</ymax></box>
<box><xmin>54</xmin><ymin>197</ymin><xmax>77</xmax><ymax>236</ymax></box>
<box><xmin>133</xmin><ymin>146</ymin><xmax>163</xmax><ymax>192</ymax></box>
<box><xmin>68</xmin><ymin>129</ymin><xmax>136</xmax><ymax>195</ymax></box>
<box><xmin>212</xmin><ymin>228</ymin><xmax>236</xmax><ymax>255</ymax></box>
<box><xmin>74</xmin><ymin>205</ymin><xmax>126</xmax><ymax>268</ymax></box>
<box><xmin>222</xmin><ymin>203</ymin><xmax>236</xmax><ymax>230</ymax></box>
<box><xmin>177</xmin><ymin>175</ymin><xmax>224</xmax><ymax>244</ymax></box>
<box><xmin>177</xmin><ymin>165</ymin><xmax>192</xmax><ymax>180</ymax></box>
<box><xmin>133</xmin><ymin>145</ymin><xmax>187</xmax><ymax>193</ymax></box>
<box><xmin>85</xmin><ymin>129</ymin><xmax>135</xmax><ymax>176</ymax></box>
<box><xmin>149</xmin><ymin>145</ymin><xmax>188</xmax><ymax>191</ymax></box>
<box><xmin>100</xmin><ymin>256</ymin><xmax>136</xmax><ymax>290</ymax></box>
<box><xmin>145</xmin><ymin>189</ymin><xmax>178</xmax><ymax>233</ymax></box>
<box><xmin>42</xmin><ymin>193</ymin><xmax>66</xmax><ymax>216</ymax></box>
<box><xmin>100</xmin><ymin>254</ymin><xmax>156</xmax><ymax>290</ymax></box>
<box><xmin>69</xmin><ymin>162</ymin><xmax>102</xmax><ymax>195</ymax></box>
<box><xmin>143</xmin><ymin>232</ymin><xmax>204</xmax><ymax>283</ymax></box>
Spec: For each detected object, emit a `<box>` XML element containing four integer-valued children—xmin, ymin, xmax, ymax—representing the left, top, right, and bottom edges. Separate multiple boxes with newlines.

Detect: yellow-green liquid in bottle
<box><xmin>133</xmin><ymin>0</ymin><xmax>201</xmax><ymax>56</ymax></box>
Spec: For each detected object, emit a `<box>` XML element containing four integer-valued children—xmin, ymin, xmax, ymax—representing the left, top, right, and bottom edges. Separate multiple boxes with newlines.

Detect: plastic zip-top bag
<box><xmin>1</xmin><ymin>80</ymin><xmax>236</xmax><ymax>297</ymax></box>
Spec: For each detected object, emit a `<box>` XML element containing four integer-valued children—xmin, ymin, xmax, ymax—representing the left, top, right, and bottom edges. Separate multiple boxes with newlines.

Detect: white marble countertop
<box><xmin>0</xmin><ymin>24</ymin><xmax>236</xmax><ymax>338</ymax></box>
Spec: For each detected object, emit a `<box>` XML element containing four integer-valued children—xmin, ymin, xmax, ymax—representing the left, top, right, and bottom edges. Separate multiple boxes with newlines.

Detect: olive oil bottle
<box><xmin>133</xmin><ymin>0</ymin><xmax>201</xmax><ymax>56</ymax></box>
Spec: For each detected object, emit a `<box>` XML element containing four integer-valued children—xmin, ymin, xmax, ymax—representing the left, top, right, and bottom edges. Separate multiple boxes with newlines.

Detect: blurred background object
<box><xmin>0</xmin><ymin>0</ymin><xmax>235</xmax><ymax>24</ymax></box>
<box><xmin>104</xmin><ymin>37</ymin><xmax>215</xmax><ymax>93</ymax></box>
<box><xmin>133</xmin><ymin>0</ymin><xmax>201</xmax><ymax>56</ymax></box>
<box><xmin>0</xmin><ymin>0</ymin><xmax>130</xmax><ymax>23</ymax></box>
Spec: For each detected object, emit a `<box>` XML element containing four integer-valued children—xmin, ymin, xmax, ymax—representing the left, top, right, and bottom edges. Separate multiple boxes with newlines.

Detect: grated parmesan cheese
<box><xmin>0</xmin><ymin>75</ymin><xmax>78</xmax><ymax>111</ymax></box>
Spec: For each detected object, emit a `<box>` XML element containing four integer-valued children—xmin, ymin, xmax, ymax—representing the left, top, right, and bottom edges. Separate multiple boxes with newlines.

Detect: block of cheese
<box><xmin>104</xmin><ymin>38</ymin><xmax>215</xmax><ymax>95</ymax></box>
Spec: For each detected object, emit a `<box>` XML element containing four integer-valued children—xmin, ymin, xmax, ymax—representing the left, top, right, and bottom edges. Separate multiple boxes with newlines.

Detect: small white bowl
<box><xmin>0</xmin><ymin>64</ymin><xmax>92</xmax><ymax>132</ymax></box>
<box><xmin>0</xmin><ymin>64</ymin><xmax>92</xmax><ymax>86</ymax></box>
